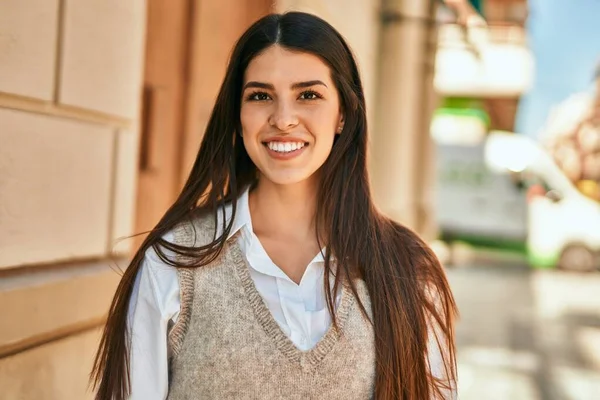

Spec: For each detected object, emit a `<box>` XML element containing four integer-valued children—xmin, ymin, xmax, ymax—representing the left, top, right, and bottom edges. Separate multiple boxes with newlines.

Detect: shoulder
<box><xmin>385</xmin><ymin>218</ymin><xmax>438</xmax><ymax>269</ymax></box>
<box><xmin>384</xmin><ymin>219</ymin><xmax>452</xmax><ymax>306</ymax></box>
<box><xmin>138</xmin><ymin>229</ymin><xmax>180</xmax><ymax>294</ymax></box>
<box><xmin>170</xmin><ymin>208</ymin><xmax>219</xmax><ymax>248</ymax></box>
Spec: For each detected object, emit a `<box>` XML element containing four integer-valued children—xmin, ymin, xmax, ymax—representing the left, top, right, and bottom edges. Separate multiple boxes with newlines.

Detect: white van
<box><xmin>485</xmin><ymin>132</ymin><xmax>600</xmax><ymax>272</ymax></box>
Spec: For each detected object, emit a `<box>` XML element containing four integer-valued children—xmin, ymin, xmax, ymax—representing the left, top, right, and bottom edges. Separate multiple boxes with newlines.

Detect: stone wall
<box><xmin>0</xmin><ymin>1</ymin><xmax>146</xmax><ymax>398</ymax></box>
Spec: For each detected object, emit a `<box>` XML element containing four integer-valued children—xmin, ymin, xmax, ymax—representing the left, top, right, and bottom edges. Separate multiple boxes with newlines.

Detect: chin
<box><xmin>259</xmin><ymin>170</ymin><xmax>315</xmax><ymax>187</ymax></box>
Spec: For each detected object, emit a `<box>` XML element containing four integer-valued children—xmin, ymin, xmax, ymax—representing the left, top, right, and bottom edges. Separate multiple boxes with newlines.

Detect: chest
<box><xmin>167</xmin><ymin>248</ymin><xmax>376</xmax><ymax>400</ymax></box>
<box><xmin>257</xmin><ymin>234</ymin><xmax>323</xmax><ymax>284</ymax></box>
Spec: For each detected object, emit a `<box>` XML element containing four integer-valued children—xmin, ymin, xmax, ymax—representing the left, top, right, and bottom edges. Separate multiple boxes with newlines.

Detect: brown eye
<box><xmin>299</xmin><ymin>90</ymin><xmax>322</xmax><ymax>100</ymax></box>
<box><xmin>247</xmin><ymin>91</ymin><xmax>271</xmax><ymax>101</ymax></box>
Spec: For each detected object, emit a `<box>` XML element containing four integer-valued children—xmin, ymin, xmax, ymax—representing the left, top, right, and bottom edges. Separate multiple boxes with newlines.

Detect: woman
<box><xmin>92</xmin><ymin>12</ymin><xmax>457</xmax><ymax>400</ymax></box>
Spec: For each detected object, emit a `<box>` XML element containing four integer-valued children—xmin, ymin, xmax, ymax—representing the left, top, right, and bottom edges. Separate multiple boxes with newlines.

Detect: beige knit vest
<box><xmin>166</xmin><ymin>215</ymin><xmax>376</xmax><ymax>399</ymax></box>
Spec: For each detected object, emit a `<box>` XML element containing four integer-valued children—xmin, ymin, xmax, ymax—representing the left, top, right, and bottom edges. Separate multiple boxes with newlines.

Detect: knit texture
<box><xmin>166</xmin><ymin>213</ymin><xmax>376</xmax><ymax>399</ymax></box>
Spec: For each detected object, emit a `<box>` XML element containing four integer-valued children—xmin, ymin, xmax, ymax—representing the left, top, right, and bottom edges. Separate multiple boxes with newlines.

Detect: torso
<box><xmin>254</xmin><ymin>231</ymin><xmax>322</xmax><ymax>284</ymax></box>
<box><xmin>167</xmin><ymin>217</ymin><xmax>376</xmax><ymax>399</ymax></box>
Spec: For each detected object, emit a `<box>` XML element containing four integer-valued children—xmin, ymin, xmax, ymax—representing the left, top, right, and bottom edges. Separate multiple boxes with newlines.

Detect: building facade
<box><xmin>0</xmin><ymin>1</ymin><xmax>434</xmax><ymax>398</ymax></box>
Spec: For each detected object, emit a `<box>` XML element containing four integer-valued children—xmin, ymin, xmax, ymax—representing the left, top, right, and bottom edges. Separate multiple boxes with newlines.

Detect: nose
<box><xmin>268</xmin><ymin>99</ymin><xmax>299</xmax><ymax>132</ymax></box>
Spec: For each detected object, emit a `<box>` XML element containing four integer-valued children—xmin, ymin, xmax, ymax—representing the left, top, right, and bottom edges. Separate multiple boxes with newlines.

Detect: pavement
<box><xmin>447</xmin><ymin>256</ymin><xmax>600</xmax><ymax>400</ymax></box>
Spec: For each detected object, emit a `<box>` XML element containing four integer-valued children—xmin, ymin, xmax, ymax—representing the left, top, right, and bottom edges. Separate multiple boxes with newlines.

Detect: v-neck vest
<box><xmin>166</xmin><ymin>214</ymin><xmax>376</xmax><ymax>399</ymax></box>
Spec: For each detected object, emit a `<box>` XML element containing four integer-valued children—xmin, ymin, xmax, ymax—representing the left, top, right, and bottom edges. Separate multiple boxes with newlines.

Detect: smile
<box><xmin>262</xmin><ymin>140</ymin><xmax>308</xmax><ymax>160</ymax></box>
<box><xmin>266</xmin><ymin>141</ymin><xmax>306</xmax><ymax>153</ymax></box>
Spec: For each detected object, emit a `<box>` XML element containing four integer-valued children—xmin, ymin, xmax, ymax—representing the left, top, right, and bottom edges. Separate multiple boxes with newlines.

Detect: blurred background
<box><xmin>0</xmin><ymin>0</ymin><xmax>599</xmax><ymax>399</ymax></box>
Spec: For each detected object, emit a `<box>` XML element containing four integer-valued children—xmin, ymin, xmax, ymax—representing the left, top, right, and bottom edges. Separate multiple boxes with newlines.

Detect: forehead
<box><xmin>244</xmin><ymin>45</ymin><xmax>333</xmax><ymax>85</ymax></box>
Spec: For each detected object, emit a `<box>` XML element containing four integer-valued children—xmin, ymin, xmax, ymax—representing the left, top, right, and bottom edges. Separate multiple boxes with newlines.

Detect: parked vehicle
<box><xmin>485</xmin><ymin>132</ymin><xmax>600</xmax><ymax>272</ymax></box>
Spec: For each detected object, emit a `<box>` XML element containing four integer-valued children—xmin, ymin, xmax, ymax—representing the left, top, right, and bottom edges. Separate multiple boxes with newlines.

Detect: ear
<box><xmin>336</xmin><ymin>115</ymin><xmax>345</xmax><ymax>134</ymax></box>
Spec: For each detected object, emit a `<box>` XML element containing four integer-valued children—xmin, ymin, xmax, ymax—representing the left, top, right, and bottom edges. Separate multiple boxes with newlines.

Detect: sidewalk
<box><xmin>447</xmin><ymin>259</ymin><xmax>600</xmax><ymax>399</ymax></box>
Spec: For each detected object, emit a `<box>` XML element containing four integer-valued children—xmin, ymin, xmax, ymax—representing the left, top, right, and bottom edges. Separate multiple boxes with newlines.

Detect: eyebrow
<box><xmin>242</xmin><ymin>80</ymin><xmax>328</xmax><ymax>91</ymax></box>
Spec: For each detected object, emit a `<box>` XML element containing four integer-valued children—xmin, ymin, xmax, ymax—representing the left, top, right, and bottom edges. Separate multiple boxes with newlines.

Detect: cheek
<box><xmin>303</xmin><ymin>106</ymin><xmax>339</xmax><ymax>133</ymax></box>
<box><xmin>240</xmin><ymin>105</ymin><xmax>266</xmax><ymax>135</ymax></box>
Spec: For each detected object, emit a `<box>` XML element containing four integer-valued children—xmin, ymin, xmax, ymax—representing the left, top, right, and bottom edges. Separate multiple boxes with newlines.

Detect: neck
<box><xmin>248</xmin><ymin>177</ymin><xmax>318</xmax><ymax>240</ymax></box>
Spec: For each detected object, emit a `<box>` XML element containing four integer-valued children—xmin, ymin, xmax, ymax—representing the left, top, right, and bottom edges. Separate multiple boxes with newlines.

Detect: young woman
<box><xmin>92</xmin><ymin>11</ymin><xmax>457</xmax><ymax>400</ymax></box>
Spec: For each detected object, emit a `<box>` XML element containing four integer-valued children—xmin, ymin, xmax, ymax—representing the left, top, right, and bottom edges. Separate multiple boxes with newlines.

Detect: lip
<box><xmin>262</xmin><ymin>136</ymin><xmax>308</xmax><ymax>143</ymax></box>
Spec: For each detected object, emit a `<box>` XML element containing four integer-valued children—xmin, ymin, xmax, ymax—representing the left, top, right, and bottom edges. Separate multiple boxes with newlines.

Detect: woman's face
<box><xmin>240</xmin><ymin>45</ymin><xmax>343</xmax><ymax>187</ymax></box>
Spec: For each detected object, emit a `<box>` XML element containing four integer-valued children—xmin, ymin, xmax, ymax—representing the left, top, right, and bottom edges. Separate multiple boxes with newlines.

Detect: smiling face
<box><xmin>240</xmin><ymin>45</ymin><xmax>343</xmax><ymax>187</ymax></box>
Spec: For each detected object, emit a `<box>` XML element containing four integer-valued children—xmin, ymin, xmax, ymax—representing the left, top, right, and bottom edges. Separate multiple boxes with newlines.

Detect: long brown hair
<box><xmin>91</xmin><ymin>12</ymin><xmax>457</xmax><ymax>400</ymax></box>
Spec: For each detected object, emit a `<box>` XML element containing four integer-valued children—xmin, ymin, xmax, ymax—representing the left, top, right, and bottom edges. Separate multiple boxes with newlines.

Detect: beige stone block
<box><xmin>0</xmin><ymin>0</ymin><xmax>59</xmax><ymax>100</ymax></box>
<box><xmin>111</xmin><ymin>128</ymin><xmax>140</xmax><ymax>255</ymax></box>
<box><xmin>0</xmin><ymin>328</ymin><xmax>100</xmax><ymax>400</ymax></box>
<box><xmin>59</xmin><ymin>0</ymin><xmax>146</xmax><ymax>118</ymax></box>
<box><xmin>0</xmin><ymin>109</ymin><xmax>113</xmax><ymax>268</ymax></box>
<box><xmin>0</xmin><ymin>260</ymin><xmax>120</xmax><ymax>354</ymax></box>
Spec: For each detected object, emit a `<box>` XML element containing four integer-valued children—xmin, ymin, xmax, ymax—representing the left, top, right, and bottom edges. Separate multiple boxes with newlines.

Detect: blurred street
<box><xmin>449</xmin><ymin>255</ymin><xmax>600</xmax><ymax>400</ymax></box>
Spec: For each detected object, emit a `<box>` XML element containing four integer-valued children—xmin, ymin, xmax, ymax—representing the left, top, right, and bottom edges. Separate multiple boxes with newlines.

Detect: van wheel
<box><xmin>558</xmin><ymin>245</ymin><xmax>597</xmax><ymax>272</ymax></box>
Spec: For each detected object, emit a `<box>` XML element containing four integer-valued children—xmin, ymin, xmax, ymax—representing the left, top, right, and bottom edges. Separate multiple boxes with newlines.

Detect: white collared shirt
<box><xmin>126</xmin><ymin>188</ymin><xmax>452</xmax><ymax>399</ymax></box>
<box><xmin>127</xmin><ymin>188</ymin><xmax>341</xmax><ymax>399</ymax></box>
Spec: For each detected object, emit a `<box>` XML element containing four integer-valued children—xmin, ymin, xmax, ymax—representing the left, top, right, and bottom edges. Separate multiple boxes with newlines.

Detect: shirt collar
<box><xmin>216</xmin><ymin>186</ymin><xmax>328</xmax><ymax>264</ymax></box>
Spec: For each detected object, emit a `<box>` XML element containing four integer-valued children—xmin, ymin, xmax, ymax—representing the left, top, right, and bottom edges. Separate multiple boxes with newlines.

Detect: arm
<box><xmin>427</xmin><ymin>322</ymin><xmax>458</xmax><ymax>400</ymax></box>
<box><xmin>425</xmin><ymin>284</ymin><xmax>458</xmax><ymax>400</ymax></box>
<box><xmin>127</xmin><ymin>235</ymin><xmax>180</xmax><ymax>399</ymax></box>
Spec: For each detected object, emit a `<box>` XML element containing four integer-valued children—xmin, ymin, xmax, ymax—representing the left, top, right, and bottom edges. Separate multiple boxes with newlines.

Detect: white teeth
<box><xmin>267</xmin><ymin>141</ymin><xmax>305</xmax><ymax>153</ymax></box>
